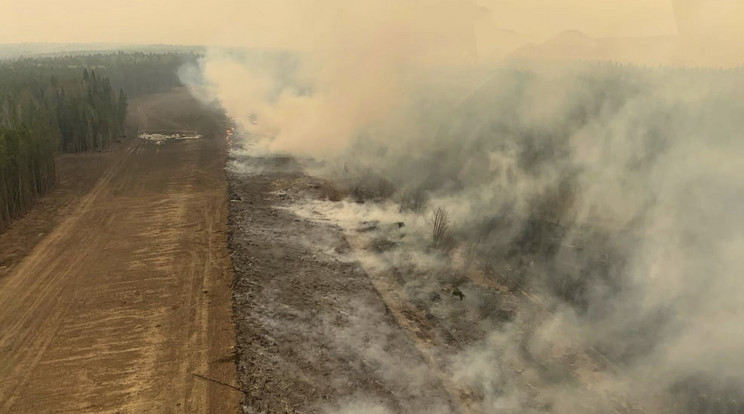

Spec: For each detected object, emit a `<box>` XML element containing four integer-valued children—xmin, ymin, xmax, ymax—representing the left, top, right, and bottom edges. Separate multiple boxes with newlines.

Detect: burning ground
<box><xmin>186</xmin><ymin>7</ymin><xmax>744</xmax><ymax>410</ymax></box>
<box><xmin>227</xmin><ymin>156</ymin><xmax>460</xmax><ymax>413</ymax></box>
<box><xmin>218</xmin><ymin>60</ymin><xmax>744</xmax><ymax>414</ymax></box>
<box><xmin>226</xmin><ymin>151</ymin><xmax>650</xmax><ymax>413</ymax></box>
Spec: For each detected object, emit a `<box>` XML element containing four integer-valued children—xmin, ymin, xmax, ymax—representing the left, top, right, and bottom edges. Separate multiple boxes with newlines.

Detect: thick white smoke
<box><xmin>180</xmin><ymin>1</ymin><xmax>744</xmax><ymax>412</ymax></box>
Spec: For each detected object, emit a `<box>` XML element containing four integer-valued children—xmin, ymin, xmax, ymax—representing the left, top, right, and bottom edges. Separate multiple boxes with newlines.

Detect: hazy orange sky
<box><xmin>1</xmin><ymin>0</ymin><xmax>677</xmax><ymax>44</ymax></box>
<box><xmin>1</xmin><ymin>0</ymin><xmax>742</xmax><ymax>65</ymax></box>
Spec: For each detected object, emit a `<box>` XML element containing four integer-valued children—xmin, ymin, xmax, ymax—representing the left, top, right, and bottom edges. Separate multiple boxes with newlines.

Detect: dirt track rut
<box><xmin>0</xmin><ymin>137</ymin><xmax>238</xmax><ymax>413</ymax></box>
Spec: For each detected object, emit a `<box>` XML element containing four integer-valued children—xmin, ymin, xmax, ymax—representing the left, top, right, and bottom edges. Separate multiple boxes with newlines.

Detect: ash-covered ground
<box><xmin>228</xmin><ymin>155</ymin><xmax>461</xmax><ymax>413</ymax></box>
<box><xmin>227</xmin><ymin>153</ymin><xmax>637</xmax><ymax>414</ymax></box>
<box><xmin>227</xmin><ymin>147</ymin><xmax>744</xmax><ymax>414</ymax></box>
<box><xmin>212</xmin><ymin>55</ymin><xmax>744</xmax><ymax>414</ymax></box>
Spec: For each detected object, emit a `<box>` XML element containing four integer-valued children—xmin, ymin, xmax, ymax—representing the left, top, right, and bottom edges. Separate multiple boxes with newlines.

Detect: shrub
<box><xmin>399</xmin><ymin>189</ymin><xmax>427</xmax><ymax>215</ymax></box>
<box><xmin>432</xmin><ymin>207</ymin><xmax>455</xmax><ymax>251</ymax></box>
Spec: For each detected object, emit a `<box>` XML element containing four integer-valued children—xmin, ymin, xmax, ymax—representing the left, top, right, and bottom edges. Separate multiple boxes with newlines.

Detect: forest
<box><xmin>0</xmin><ymin>51</ymin><xmax>195</xmax><ymax>230</ymax></box>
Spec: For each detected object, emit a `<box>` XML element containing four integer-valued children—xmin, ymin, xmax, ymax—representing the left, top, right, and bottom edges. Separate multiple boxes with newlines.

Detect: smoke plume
<box><xmin>181</xmin><ymin>1</ymin><xmax>744</xmax><ymax>412</ymax></box>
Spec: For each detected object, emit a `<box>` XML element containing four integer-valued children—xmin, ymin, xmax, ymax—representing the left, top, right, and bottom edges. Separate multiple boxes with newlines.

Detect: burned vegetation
<box><xmin>224</xmin><ymin>64</ymin><xmax>744</xmax><ymax>413</ymax></box>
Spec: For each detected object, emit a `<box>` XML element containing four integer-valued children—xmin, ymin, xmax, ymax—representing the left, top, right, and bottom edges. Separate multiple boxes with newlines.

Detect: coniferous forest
<box><xmin>0</xmin><ymin>51</ymin><xmax>195</xmax><ymax>230</ymax></box>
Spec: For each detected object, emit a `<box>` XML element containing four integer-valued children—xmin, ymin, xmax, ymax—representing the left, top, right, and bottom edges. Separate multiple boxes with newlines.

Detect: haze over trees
<box><xmin>0</xmin><ymin>51</ymin><xmax>194</xmax><ymax>230</ymax></box>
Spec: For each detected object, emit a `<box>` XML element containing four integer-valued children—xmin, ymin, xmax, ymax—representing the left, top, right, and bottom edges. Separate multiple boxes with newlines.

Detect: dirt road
<box><xmin>0</xmin><ymin>133</ymin><xmax>239</xmax><ymax>412</ymax></box>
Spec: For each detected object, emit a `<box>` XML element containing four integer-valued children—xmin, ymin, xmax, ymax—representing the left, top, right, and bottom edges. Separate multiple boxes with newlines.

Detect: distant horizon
<box><xmin>2</xmin><ymin>32</ymin><xmax>740</xmax><ymax>70</ymax></box>
<box><xmin>2</xmin><ymin>0</ymin><xmax>742</xmax><ymax>66</ymax></box>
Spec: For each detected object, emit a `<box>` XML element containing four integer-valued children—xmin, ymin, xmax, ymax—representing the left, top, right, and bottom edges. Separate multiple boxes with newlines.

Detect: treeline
<box><xmin>0</xmin><ymin>92</ymin><xmax>58</xmax><ymax>228</ymax></box>
<box><xmin>0</xmin><ymin>51</ymin><xmax>198</xmax><ymax>230</ymax></box>
<box><xmin>0</xmin><ymin>64</ymin><xmax>131</xmax><ymax>229</ymax></box>
<box><xmin>56</xmin><ymin>70</ymin><xmax>127</xmax><ymax>152</ymax></box>
<box><xmin>1</xmin><ymin>52</ymin><xmax>198</xmax><ymax>98</ymax></box>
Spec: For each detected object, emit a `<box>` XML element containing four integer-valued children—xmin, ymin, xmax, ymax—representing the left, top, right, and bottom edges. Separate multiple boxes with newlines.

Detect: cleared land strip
<box><xmin>0</xmin><ymin>136</ymin><xmax>238</xmax><ymax>413</ymax></box>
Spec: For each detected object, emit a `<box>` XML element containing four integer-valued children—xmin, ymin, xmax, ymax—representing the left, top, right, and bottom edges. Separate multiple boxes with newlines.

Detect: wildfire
<box><xmin>225</xmin><ymin>127</ymin><xmax>235</xmax><ymax>151</ymax></box>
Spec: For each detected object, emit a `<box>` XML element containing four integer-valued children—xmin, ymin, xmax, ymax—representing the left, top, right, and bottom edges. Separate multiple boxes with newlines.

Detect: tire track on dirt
<box><xmin>0</xmin><ymin>140</ymin><xmax>141</xmax><ymax>411</ymax></box>
<box><xmin>0</xmin><ymin>135</ymin><xmax>238</xmax><ymax>413</ymax></box>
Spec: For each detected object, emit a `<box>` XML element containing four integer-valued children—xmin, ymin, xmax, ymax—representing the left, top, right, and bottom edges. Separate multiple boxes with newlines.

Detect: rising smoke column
<box><xmin>181</xmin><ymin>1</ymin><xmax>744</xmax><ymax>411</ymax></box>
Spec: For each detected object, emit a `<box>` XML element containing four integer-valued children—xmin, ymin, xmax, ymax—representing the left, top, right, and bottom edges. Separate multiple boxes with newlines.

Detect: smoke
<box><xmin>672</xmin><ymin>0</ymin><xmax>744</xmax><ymax>65</ymax></box>
<box><xmin>182</xmin><ymin>1</ymin><xmax>744</xmax><ymax>412</ymax></box>
<box><xmin>179</xmin><ymin>0</ymin><xmax>483</xmax><ymax>158</ymax></box>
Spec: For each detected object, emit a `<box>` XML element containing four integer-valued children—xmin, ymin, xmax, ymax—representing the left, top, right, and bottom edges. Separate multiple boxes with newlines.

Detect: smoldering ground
<box><xmin>182</xmin><ymin>2</ymin><xmax>744</xmax><ymax>412</ymax></box>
